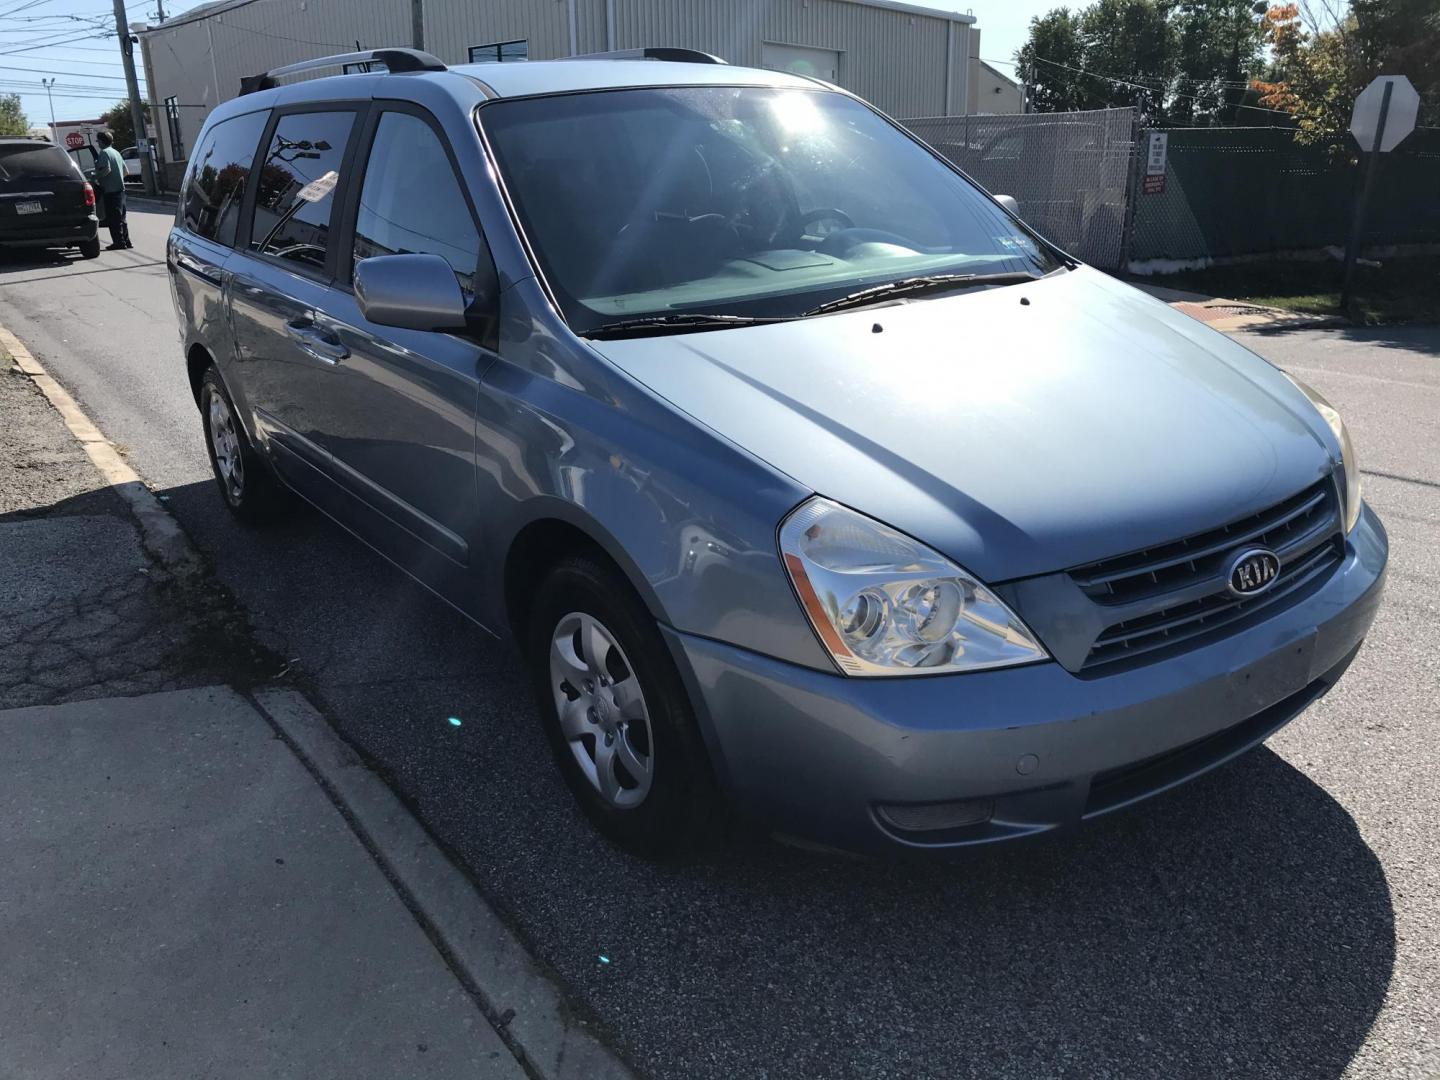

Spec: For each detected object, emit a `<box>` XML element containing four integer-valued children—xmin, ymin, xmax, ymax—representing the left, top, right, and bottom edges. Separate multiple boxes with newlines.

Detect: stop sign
<box><xmin>1350</xmin><ymin>75</ymin><xmax>1420</xmax><ymax>153</ymax></box>
<box><xmin>64</xmin><ymin>131</ymin><xmax>84</xmax><ymax>150</ymax></box>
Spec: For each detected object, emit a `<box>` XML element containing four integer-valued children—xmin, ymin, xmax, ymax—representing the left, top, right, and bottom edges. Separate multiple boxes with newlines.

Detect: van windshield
<box><xmin>480</xmin><ymin>86</ymin><xmax>1061</xmax><ymax>333</ymax></box>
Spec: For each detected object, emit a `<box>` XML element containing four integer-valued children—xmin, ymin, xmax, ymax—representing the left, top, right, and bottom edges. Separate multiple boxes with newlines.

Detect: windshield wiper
<box><xmin>583</xmin><ymin>313</ymin><xmax>787</xmax><ymax>339</ymax></box>
<box><xmin>800</xmin><ymin>271</ymin><xmax>1042</xmax><ymax>317</ymax></box>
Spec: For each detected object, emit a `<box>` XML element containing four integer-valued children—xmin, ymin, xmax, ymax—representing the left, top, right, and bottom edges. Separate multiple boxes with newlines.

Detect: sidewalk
<box><xmin>1130</xmin><ymin>280</ymin><xmax>1345</xmax><ymax>332</ymax></box>
<box><xmin>1</xmin><ymin>687</ymin><xmax>523</xmax><ymax>1079</ymax></box>
<box><xmin>1</xmin><ymin>338</ymin><xmax>631</xmax><ymax>1077</ymax></box>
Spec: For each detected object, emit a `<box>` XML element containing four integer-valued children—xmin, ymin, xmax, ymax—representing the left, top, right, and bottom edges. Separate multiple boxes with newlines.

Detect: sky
<box><xmin>0</xmin><ymin>0</ymin><xmax>1052</xmax><ymax>133</ymax></box>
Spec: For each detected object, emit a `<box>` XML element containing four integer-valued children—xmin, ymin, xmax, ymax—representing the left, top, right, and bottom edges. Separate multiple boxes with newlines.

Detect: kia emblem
<box><xmin>1227</xmin><ymin>547</ymin><xmax>1281</xmax><ymax>598</ymax></box>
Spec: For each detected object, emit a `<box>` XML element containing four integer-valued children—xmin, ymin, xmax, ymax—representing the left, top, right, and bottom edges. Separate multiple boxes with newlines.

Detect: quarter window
<box><xmin>250</xmin><ymin>110</ymin><xmax>355</xmax><ymax>271</ymax></box>
<box><xmin>181</xmin><ymin>110</ymin><xmax>267</xmax><ymax>246</ymax></box>
<box><xmin>468</xmin><ymin>39</ymin><xmax>527</xmax><ymax>63</ymax></box>
<box><xmin>353</xmin><ymin>111</ymin><xmax>481</xmax><ymax>294</ymax></box>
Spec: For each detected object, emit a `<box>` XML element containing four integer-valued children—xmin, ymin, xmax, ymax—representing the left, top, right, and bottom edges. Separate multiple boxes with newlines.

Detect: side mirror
<box><xmin>355</xmin><ymin>253</ymin><xmax>469</xmax><ymax>333</ymax></box>
<box><xmin>994</xmin><ymin>194</ymin><xmax>1020</xmax><ymax>217</ymax></box>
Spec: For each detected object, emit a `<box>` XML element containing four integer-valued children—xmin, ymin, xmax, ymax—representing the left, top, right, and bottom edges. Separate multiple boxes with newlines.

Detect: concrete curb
<box><xmin>0</xmin><ymin>322</ymin><xmax>202</xmax><ymax>576</ymax></box>
<box><xmin>252</xmin><ymin>688</ymin><xmax>637</xmax><ymax>1080</ymax></box>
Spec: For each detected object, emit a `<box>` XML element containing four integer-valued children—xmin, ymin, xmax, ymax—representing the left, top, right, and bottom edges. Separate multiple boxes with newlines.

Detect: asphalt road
<box><xmin>2</xmin><ymin>207</ymin><xmax>1437</xmax><ymax>1079</ymax></box>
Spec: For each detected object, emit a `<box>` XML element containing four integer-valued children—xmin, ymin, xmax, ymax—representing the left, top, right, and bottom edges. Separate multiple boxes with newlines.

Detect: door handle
<box><xmin>285</xmin><ymin>319</ymin><xmax>349</xmax><ymax>364</ymax></box>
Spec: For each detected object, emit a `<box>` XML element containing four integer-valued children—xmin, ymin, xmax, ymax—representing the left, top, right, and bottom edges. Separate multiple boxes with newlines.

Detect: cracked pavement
<box><xmin>0</xmin><ymin>359</ymin><xmax>273</xmax><ymax>710</ymax></box>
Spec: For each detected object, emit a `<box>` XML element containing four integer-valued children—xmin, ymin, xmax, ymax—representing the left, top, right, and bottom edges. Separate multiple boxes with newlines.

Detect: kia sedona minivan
<box><xmin>167</xmin><ymin>47</ymin><xmax>1386</xmax><ymax>857</ymax></box>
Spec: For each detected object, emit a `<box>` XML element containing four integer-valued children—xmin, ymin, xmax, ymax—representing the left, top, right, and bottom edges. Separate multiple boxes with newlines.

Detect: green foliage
<box><xmin>0</xmin><ymin>92</ymin><xmax>29</xmax><ymax>137</ymax></box>
<box><xmin>1017</xmin><ymin>0</ymin><xmax>1271</xmax><ymax>125</ymax></box>
<box><xmin>99</xmin><ymin>99</ymin><xmax>150</xmax><ymax>151</ymax></box>
<box><xmin>1257</xmin><ymin>1</ymin><xmax>1440</xmax><ymax>153</ymax></box>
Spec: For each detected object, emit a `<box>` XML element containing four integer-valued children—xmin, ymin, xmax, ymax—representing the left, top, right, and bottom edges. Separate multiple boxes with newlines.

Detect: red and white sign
<box><xmin>65</xmin><ymin>131</ymin><xmax>85</xmax><ymax>150</ymax></box>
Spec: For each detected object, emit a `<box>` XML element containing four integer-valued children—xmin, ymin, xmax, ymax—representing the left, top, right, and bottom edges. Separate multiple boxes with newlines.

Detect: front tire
<box><xmin>528</xmin><ymin>555</ymin><xmax>721</xmax><ymax>857</ymax></box>
<box><xmin>199</xmin><ymin>365</ymin><xmax>287</xmax><ymax>525</ymax></box>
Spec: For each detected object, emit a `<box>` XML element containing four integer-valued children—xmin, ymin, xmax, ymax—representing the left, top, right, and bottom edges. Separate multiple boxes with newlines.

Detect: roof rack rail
<box><xmin>239</xmin><ymin>47</ymin><xmax>446</xmax><ymax>95</ymax></box>
<box><xmin>559</xmin><ymin>47</ymin><xmax>726</xmax><ymax>65</ymax></box>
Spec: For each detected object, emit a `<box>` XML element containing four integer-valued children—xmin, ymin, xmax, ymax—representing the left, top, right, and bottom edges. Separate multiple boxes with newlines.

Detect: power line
<box><xmin>211</xmin><ymin>15</ymin><xmax>351</xmax><ymax>50</ymax></box>
<box><xmin>1016</xmin><ymin>53</ymin><xmax>1297</xmax><ymax>117</ymax></box>
<box><xmin>0</xmin><ymin>62</ymin><xmax>141</xmax><ymax>79</ymax></box>
<box><xmin>0</xmin><ymin>1</ymin><xmax>58</xmax><ymax>19</ymax></box>
<box><xmin>0</xmin><ymin>31</ymin><xmax>112</xmax><ymax>56</ymax></box>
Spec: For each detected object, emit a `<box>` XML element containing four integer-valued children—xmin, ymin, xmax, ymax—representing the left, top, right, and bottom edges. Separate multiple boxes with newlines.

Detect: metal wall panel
<box><xmin>420</xmin><ymin>0</ymin><xmax>570</xmax><ymax>65</ymax></box>
<box><xmin>142</xmin><ymin>0</ymin><xmax>410</xmax><ymax>164</ymax></box>
<box><xmin>607</xmin><ymin>0</ymin><xmax>962</xmax><ymax>118</ymax></box>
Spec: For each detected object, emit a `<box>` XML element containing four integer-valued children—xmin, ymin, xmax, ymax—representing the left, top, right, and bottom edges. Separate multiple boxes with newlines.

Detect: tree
<box><xmin>1018</xmin><ymin>9</ymin><xmax>1091</xmax><ymax>112</ymax></box>
<box><xmin>1170</xmin><ymin>0</ymin><xmax>1269</xmax><ymax>125</ymax></box>
<box><xmin>0</xmin><ymin>93</ymin><xmax>29</xmax><ymax>137</ymax></box>
<box><xmin>1017</xmin><ymin>0</ymin><xmax>1274</xmax><ymax>123</ymax></box>
<box><xmin>1254</xmin><ymin>1</ymin><xmax>1439</xmax><ymax>150</ymax></box>
<box><xmin>1080</xmin><ymin>0</ymin><xmax>1176</xmax><ymax>116</ymax></box>
<box><xmin>99</xmin><ymin>99</ymin><xmax>149</xmax><ymax>150</ymax></box>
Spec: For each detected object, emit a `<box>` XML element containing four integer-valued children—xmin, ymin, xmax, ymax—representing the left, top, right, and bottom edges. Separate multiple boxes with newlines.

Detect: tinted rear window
<box><xmin>182</xmin><ymin>111</ymin><xmax>268</xmax><ymax>246</ymax></box>
<box><xmin>0</xmin><ymin>144</ymin><xmax>77</xmax><ymax>182</ymax></box>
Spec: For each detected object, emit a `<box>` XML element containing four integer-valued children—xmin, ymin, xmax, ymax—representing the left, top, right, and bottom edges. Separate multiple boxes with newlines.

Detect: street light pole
<box><xmin>111</xmin><ymin>0</ymin><xmax>158</xmax><ymax>195</ymax></box>
<box><xmin>41</xmin><ymin>77</ymin><xmax>56</xmax><ymax>140</ymax></box>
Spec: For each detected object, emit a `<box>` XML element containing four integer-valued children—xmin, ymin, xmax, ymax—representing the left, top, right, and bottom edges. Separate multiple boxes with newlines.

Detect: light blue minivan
<box><xmin>168</xmin><ymin>47</ymin><xmax>1386</xmax><ymax>856</ymax></box>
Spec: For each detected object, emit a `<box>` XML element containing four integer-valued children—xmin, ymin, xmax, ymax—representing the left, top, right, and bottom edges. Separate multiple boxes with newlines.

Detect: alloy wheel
<box><xmin>207</xmin><ymin>391</ymin><xmax>245</xmax><ymax>501</ymax></box>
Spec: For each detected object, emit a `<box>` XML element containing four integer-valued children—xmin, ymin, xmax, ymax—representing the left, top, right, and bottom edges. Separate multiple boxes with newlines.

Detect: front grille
<box><xmin>1070</xmin><ymin>480</ymin><xmax>1343</xmax><ymax>672</ymax></box>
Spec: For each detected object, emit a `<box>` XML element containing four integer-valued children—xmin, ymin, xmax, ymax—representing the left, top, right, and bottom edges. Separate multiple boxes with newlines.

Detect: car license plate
<box><xmin>16</xmin><ymin>201</ymin><xmax>43</xmax><ymax>215</ymax></box>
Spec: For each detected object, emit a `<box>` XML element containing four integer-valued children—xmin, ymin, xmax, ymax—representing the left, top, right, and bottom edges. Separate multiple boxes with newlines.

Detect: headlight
<box><xmin>779</xmin><ymin>497</ymin><xmax>1048</xmax><ymax>676</ymax></box>
<box><xmin>1283</xmin><ymin>373</ymin><xmax>1362</xmax><ymax>533</ymax></box>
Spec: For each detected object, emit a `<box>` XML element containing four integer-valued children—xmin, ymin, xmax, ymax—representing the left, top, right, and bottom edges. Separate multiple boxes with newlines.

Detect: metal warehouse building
<box><xmin>137</xmin><ymin>0</ymin><xmax>1003</xmax><ymax>182</ymax></box>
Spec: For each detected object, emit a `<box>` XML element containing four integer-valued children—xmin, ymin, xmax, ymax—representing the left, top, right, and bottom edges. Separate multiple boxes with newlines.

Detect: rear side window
<box><xmin>182</xmin><ymin>111</ymin><xmax>268</xmax><ymax>246</ymax></box>
<box><xmin>250</xmin><ymin>110</ymin><xmax>355</xmax><ymax>272</ymax></box>
<box><xmin>0</xmin><ymin>144</ymin><xmax>77</xmax><ymax>181</ymax></box>
<box><xmin>353</xmin><ymin>112</ymin><xmax>482</xmax><ymax>294</ymax></box>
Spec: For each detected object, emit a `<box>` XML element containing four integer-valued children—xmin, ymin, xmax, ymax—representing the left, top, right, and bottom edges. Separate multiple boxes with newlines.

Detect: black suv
<box><xmin>0</xmin><ymin>138</ymin><xmax>100</xmax><ymax>260</ymax></box>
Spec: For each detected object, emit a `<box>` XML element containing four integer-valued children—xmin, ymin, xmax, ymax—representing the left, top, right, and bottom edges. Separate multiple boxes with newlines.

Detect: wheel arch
<box><xmin>186</xmin><ymin>341</ymin><xmax>214</xmax><ymax>406</ymax></box>
<box><xmin>499</xmin><ymin>503</ymin><xmax>667</xmax><ymax>648</ymax></box>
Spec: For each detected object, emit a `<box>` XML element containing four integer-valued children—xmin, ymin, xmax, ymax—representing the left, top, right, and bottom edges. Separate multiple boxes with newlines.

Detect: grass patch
<box><xmin>1129</xmin><ymin>254</ymin><xmax>1440</xmax><ymax>325</ymax></box>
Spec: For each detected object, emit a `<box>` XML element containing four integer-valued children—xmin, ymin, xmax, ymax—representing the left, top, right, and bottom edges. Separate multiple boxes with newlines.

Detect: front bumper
<box><xmin>665</xmin><ymin>505</ymin><xmax>1387</xmax><ymax>856</ymax></box>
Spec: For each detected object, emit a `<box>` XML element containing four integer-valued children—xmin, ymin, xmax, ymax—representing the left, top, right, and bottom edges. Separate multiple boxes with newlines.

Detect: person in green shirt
<box><xmin>93</xmin><ymin>131</ymin><xmax>132</xmax><ymax>250</ymax></box>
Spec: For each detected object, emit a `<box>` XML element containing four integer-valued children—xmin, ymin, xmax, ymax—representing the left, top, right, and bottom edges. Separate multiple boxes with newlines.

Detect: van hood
<box><xmin>587</xmin><ymin>267</ymin><xmax>1338</xmax><ymax>583</ymax></box>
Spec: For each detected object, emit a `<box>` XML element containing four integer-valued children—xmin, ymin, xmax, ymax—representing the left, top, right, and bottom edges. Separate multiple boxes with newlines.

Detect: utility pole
<box><xmin>410</xmin><ymin>0</ymin><xmax>424</xmax><ymax>51</ymax></box>
<box><xmin>111</xmin><ymin>0</ymin><xmax>158</xmax><ymax>195</ymax></box>
<box><xmin>41</xmin><ymin>77</ymin><xmax>56</xmax><ymax>140</ymax></box>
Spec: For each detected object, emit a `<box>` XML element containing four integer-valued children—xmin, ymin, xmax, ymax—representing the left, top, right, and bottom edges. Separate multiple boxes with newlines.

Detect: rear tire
<box><xmin>78</xmin><ymin>238</ymin><xmax>100</xmax><ymax>260</ymax></box>
<box><xmin>527</xmin><ymin>554</ymin><xmax>722</xmax><ymax>858</ymax></box>
<box><xmin>199</xmin><ymin>365</ymin><xmax>287</xmax><ymax>525</ymax></box>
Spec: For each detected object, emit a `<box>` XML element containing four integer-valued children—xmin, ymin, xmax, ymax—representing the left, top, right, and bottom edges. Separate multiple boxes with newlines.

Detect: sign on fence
<box><xmin>1142</xmin><ymin>132</ymin><xmax>1167</xmax><ymax>195</ymax></box>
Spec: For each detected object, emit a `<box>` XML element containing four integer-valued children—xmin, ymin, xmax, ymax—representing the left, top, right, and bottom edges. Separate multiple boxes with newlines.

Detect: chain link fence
<box><xmin>903</xmin><ymin>110</ymin><xmax>1440</xmax><ymax>271</ymax></box>
<box><xmin>902</xmin><ymin>108</ymin><xmax>1139</xmax><ymax>269</ymax></box>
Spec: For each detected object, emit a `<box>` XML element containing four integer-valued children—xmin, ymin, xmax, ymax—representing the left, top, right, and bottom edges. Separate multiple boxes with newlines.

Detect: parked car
<box><xmin>168</xmin><ymin>48</ymin><xmax>1387</xmax><ymax>858</ymax></box>
<box><xmin>0</xmin><ymin>137</ymin><xmax>100</xmax><ymax>259</ymax></box>
<box><xmin>121</xmin><ymin>145</ymin><xmax>144</xmax><ymax>184</ymax></box>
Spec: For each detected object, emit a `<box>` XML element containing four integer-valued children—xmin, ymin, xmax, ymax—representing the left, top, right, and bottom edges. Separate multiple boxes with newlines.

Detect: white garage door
<box><xmin>761</xmin><ymin>43</ymin><xmax>840</xmax><ymax>83</ymax></box>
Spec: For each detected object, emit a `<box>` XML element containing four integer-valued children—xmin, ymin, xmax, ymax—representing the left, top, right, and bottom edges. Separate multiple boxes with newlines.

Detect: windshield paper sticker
<box><xmin>296</xmin><ymin>170</ymin><xmax>338</xmax><ymax>203</ymax></box>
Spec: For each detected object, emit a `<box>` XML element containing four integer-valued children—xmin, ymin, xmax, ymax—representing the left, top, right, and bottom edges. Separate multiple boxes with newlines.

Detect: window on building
<box><xmin>181</xmin><ymin>110</ymin><xmax>268</xmax><ymax>246</ymax></box>
<box><xmin>352</xmin><ymin>111</ymin><xmax>482</xmax><ymax>295</ymax></box>
<box><xmin>250</xmin><ymin>110</ymin><xmax>355</xmax><ymax>271</ymax></box>
<box><xmin>468</xmin><ymin>39</ymin><xmax>527</xmax><ymax>63</ymax></box>
<box><xmin>165</xmin><ymin>95</ymin><xmax>183</xmax><ymax>159</ymax></box>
